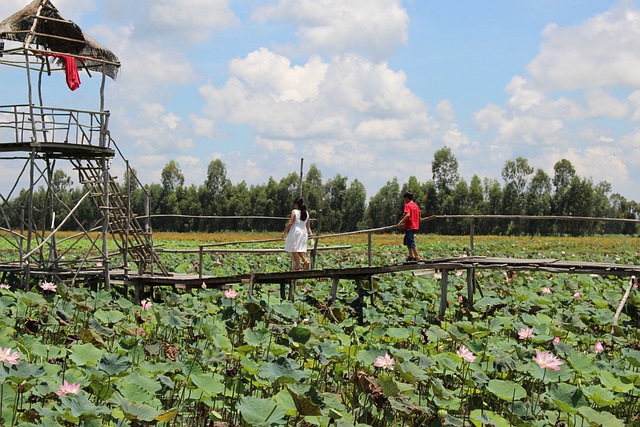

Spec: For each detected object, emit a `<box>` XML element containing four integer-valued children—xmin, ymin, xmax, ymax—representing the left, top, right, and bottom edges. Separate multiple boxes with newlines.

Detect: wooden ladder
<box><xmin>71</xmin><ymin>158</ymin><xmax>169</xmax><ymax>276</ymax></box>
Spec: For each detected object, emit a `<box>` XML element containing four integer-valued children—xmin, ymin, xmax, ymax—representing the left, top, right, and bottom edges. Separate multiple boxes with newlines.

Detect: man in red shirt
<box><xmin>397</xmin><ymin>191</ymin><xmax>421</xmax><ymax>262</ymax></box>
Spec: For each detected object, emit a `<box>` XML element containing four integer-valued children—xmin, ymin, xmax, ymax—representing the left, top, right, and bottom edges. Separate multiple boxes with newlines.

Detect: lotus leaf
<box><xmin>289</xmin><ymin>326</ymin><xmax>312</xmax><ymax>344</ymax></box>
<box><xmin>548</xmin><ymin>382</ymin><xmax>588</xmax><ymax>414</ymax></box>
<box><xmin>244</xmin><ymin>327</ymin><xmax>271</xmax><ymax>348</ymax></box>
<box><xmin>57</xmin><ymin>393</ymin><xmax>109</xmax><ymax>419</ymax></box>
<box><xmin>190</xmin><ymin>372</ymin><xmax>224</xmax><ymax>396</ymax></box>
<box><xmin>271</xmin><ymin>301</ymin><xmax>299</xmax><ymax>319</ymax></box>
<box><xmin>98</xmin><ymin>353</ymin><xmax>131</xmax><ymax>376</ymax></box>
<box><xmin>287</xmin><ymin>384</ymin><xmax>323</xmax><ymax>416</ymax></box>
<box><xmin>582</xmin><ymin>384</ymin><xmax>618</xmax><ymax>407</ymax></box>
<box><xmin>109</xmin><ymin>392</ymin><xmax>162</xmax><ymax>421</ymax></box>
<box><xmin>238</xmin><ymin>396</ymin><xmax>287</xmax><ymax>427</ymax></box>
<box><xmin>469</xmin><ymin>409</ymin><xmax>511</xmax><ymax>427</ymax></box>
<box><xmin>94</xmin><ymin>309</ymin><xmax>125</xmax><ymax>324</ymax></box>
<box><xmin>578</xmin><ymin>406</ymin><xmax>625</xmax><ymax>427</ymax></box>
<box><xmin>566</xmin><ymin>350</ymin><xmax>597</xmax><ymax>377</ymax></box>
<box><xmin>257</xmin><ymin>357</ymin><xmax>310</xmax><ymax>383</ymax></box>
<box><xmin>486</xmin><ymin>379</ymin><xmax>526</xmax><ymax>401</ymax></box>
<box><xmin>622</xmin><ymin>348</ymin><xmax>640</xmax><ymax>367</ymax></box>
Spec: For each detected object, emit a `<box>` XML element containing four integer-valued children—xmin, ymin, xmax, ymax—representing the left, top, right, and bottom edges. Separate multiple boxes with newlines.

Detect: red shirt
<box><xmin>403</xmin><ymin>201</ymin><xmax>421</xmax><ymax>230</ymax></box>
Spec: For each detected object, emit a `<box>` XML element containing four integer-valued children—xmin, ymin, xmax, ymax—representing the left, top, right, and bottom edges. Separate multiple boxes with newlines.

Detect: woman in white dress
<box><xmin>282</xmin><ymin>196</ymin><xmax>312</xmax><ymax>270</ymax></box>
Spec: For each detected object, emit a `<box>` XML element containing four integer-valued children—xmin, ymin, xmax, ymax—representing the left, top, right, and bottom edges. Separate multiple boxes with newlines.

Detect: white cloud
<box><xmin>528</xmin><ymin>5</ymin><xmax>640</xmax><ymax>90</ymax></box>
<box><xmin>252</xmin><ymin>0</ymin><xmax>408</xmax><ymax>59</ymax></box>
<box><xmin>162</xmin><ymin>112</ymin><xmax>181</xmax><ymax>130</ymax></box>
<box><xmin>472</xmin><ymin>3</ymin><xmax>640</xmax><ymax>201</ymax></box>
<box><xmin>147</xmin><ymin>0</ymin><xmax>238</xmax><ymax>42</ymax></box>
<box><xmin>190</xmin><ymin>114</ymin><xmax>216</xmax><ymax>137</ymax></box>
<box><xmin>255</xmin><ymin>138</ymin><xmax>296</xmax><ymax>153</ymax></box>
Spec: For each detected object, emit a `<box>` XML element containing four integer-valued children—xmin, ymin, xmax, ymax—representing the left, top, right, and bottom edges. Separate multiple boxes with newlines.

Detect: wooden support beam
<box><xmin>439</xmin><ymin>270</ymin><xmax>449</xmax><ymax>319</ymax></box>
<box><xmin>330</xmin><ymin>277</ymin><xmax>339</xmax><ymax>303</ymax></box>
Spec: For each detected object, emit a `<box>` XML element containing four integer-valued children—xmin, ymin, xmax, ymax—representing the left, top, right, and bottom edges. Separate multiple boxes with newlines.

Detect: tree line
<box><xmin>5</xmin><ymin>147</ymin><xmax>639</xmax><ymax>236</ymax></box>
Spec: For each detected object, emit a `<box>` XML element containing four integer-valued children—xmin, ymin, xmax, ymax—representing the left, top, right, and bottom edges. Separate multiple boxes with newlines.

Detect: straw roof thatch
<box><xmin>0</xmin><ymin>0</ymin><xmax>120</xmax><ymax>79</ymax></box>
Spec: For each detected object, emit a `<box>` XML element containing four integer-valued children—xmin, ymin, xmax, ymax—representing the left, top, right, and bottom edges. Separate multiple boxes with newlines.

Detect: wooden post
<box><xmin>439</xmin><ymin>270</ymin><xmax>449</xmax><ymax>319</ymax></box>
<box><xmin>356</xmin><ymin>278</ymin><xmax>364</xmax><ymax>325</ymax></box>
<box><xmin>298</xmin><ymin>158</ymin><xmax>304</xmax><ymax>196</ymax></box>
<box><xmin>102</xmin><ymin>156</ymin><xmax>110</xmax><ymax>292</ymax></box>
<box><xmin>467</xmin><ymin>268</ymin><xmax>474</xmax><ymax>306</ymax></box>
<box><xmin>469</xmin><ymin>217</ymin><xmax>475</xmax><ymax>255</ymax></box>
<box><xmin>330</xmin><ymin>277</ymin><xmax>339</xmax><ymax>303</ymax></box>
<box><xmin>311</xmin><ymin>236</ymin><xmax>319</xmax><ymax>269</ymax></box>
<box><xmin>123</xmin><ymin>160</ymin><xmax>130</xmax><ymax>274</ymax></box>
<box><xmin>311</xmin><ymin>208</ymin><xmax>322</xmax><ymax>269</ymax></box>
<box><xmin>367</xmin><ymin>232</ymin><xmax>372</xmax><ymax>266</ymax></box>
<box><xmin>467</xmin><ymin>217</ymin><xmax>475</xmax><ymax>305</ymax></box>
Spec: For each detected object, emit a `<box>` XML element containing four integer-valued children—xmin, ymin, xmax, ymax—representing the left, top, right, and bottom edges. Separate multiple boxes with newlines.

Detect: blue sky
<box><xmin>2</xmin><ymin>0</ymin><xmax>639</xmax><ymax>202</ymax></box>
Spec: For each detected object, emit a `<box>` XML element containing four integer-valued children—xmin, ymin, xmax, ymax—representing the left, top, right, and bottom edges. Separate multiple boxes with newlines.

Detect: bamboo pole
<box><xmin>612</xmin><ymin>276</ymin><xmax>637</xmax><ymax>333</ymax></box>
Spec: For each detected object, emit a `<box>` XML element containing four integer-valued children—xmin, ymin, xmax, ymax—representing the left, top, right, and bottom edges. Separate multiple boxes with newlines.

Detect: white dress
<box><xmin>285</xmin><ymin>209</ymin><xmax>309</xmax><ymax>253</ymax></box>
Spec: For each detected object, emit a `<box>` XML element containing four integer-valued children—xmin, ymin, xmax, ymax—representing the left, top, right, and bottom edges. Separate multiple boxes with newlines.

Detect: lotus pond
<box><xmin>1</xmin><ymin>234</ymin><xmax>640</xmax><ymax>426</ymax></box>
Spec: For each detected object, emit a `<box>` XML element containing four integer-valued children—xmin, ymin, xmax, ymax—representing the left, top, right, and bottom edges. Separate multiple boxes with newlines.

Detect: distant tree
<box><xmin>249</xmin><ymin>182</ymin><xmax>276</xmax><ymax>230</ymax></box>
<box><xmin>501</xmin><ymin>157</ymin><xmax>533</xmax><ymax>218</ymax></box>
<box><xmin>525</xmin><ymin>169</ymin><xmax>552</xmax><ymax>234</ymax></box>
<box><xmin>448</xmin><ymin>179</ymin><xmax>469</xmax><ymax>234</ymax></box>
<box><xmin>277</xmin><ymin>173</ymin><xmax>301</xmax><ymax>216</ymax></box>
<box><xmin>432</xmin><ymin>146</ymin><xmax>460</xmax><ymax>196</ymax></box>
<box><xmin>322</xmin><ymin>174</ymin><xmax>348</xmax><ymax>232</ymax></box>
<box><xmin>203</xmin><ymin>159</ymin><xmax>231</xmax><ymax>229</ymax></box>
<box><xmin>226</xmin><ymin>181</ymin><xmax>251</xmax><ymax>230</ymax></box>
<box><xmin>552</xmin><ymin>159</ymin><xmax>576</xmax><ymax>191</ymax></box>
<box><xmin>483</xmin><ymin>178</ymin><xmax>503</xmax><ymax>234</ymax></box>
<box><xmin>303</xmin><ymin>163</ymin><xmax>324</xmax><ymax>219</ymax></box>
<box><xmin>161</xmin><ymin>160</ymin><xmax>184</xmax><ymax>192</ymax></box>
<box><xmin>122</xmin><ymin>166</ymin><xmax>140</xmax><ymax>193</ymax></box>
<box><xmin>468</xmin><ymin>175</ymin><xmax>485</xmax><ymax>215</ymax></box>
<box><xmin>177</xmin><ymin>184</ymin><xmax>201</xmax><ymax>231</ymax></box>
<box><xmin>344</xmin><ymin>179</ymin><xmax>367</xmax><ymax>231</ymax></box>
<box><xmin>564</xmin><ymin>176</ymin><xmax>596</xmax><ymax>235</ymax></box>
<box><xmin>551</xmin><ymin>159</ymin><xmax>576</xmax><ymax>232</ymax></box>
<box><xmin>366</xmin><ymin>178</ymin><xmax>401</xmax><ymax>228</ymax></box>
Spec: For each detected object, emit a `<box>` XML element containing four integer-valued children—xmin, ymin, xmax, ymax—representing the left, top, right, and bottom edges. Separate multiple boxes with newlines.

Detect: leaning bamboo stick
<box><xmin>612</xmin><ymin>276</ymin><xmax>637</xmax><ymax>333</ymax></box>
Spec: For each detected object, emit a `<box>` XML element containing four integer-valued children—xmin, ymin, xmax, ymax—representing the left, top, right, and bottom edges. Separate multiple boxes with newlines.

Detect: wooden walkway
<box><xmin>117</xmin><ymin>256</ymin><xmax>640</xmax><ymax>321</ymax></box>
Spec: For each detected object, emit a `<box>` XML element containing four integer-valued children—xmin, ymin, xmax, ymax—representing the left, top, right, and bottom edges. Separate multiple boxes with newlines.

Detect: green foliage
<box><xmin>5</xmin><ymin>154</ymin><xmax>637</xmax><ymax>235</ymax></box>
<box><xmin>1</xmin><ymin>238</ymin><xmax>640</xmax><ymax>426</ymax></box>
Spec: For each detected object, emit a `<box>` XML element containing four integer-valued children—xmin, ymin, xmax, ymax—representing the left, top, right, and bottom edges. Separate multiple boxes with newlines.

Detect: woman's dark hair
<box><xmin>295</xmin><ymin>196</ymin><xmax>308</xmax><ymax>221</ymax></box>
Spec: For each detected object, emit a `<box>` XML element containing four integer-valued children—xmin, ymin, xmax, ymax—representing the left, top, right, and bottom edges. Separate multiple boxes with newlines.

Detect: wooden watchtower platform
<box><xmin>0</xmin><ymin>0</ymin><xmax>168</xmax><ymax>290</ymax></box>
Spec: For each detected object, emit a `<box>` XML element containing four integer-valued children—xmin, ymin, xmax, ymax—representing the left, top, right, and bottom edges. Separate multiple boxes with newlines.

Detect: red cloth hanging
<box><xmin>45</xmin><ymin>53</ymin><xmax>82</xmax><ymax>91</ymax></box>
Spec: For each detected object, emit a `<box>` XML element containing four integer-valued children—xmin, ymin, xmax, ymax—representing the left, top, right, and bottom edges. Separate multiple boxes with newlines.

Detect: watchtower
<box><xmin>0</xmin><ymin>0</ymin><xmax>167</xmax><ymax>290</ymax></box>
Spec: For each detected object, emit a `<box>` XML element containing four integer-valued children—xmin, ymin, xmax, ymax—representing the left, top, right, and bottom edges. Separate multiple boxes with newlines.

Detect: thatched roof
<box><xmin>0</xmin><ymin>0</ymin><xmax>120</xmax><ymax>79</ymax></box>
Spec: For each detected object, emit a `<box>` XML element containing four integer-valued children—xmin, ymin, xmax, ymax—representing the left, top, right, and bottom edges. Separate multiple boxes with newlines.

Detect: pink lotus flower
<box><xmin>201</xmin><ymin>282</ymin><xmax>207</xmax><ymax>289</ymax></box>
<box><xmin>224</xmin><ymin>289</ymin><xmax>238</xmax><ymax>299</ymax></box>
<box><xmin>573</xmin><ymin>292</ymin><xmax>581</xmax><ymax>300</ymax></box>
<box><xmin>455</xmin><ymin>270</ymin><xmax>463</xmax><ymax>277</ymax></box>
<box><xmin>541</xmin><ymin>287</ymin><xmax>552</xmax><ymax>294</ymax></box>
<box><xmin>456</xmin><ymin>345</ymin><xmax>476</xmax><ymax>363</ymax></box>
<box><xmin>518</xmin><ymin>327</ymin><xmax>535</xmax><ymax>340</ymax></box>
<box><xmin>40</xmin><ymin>280</ymin><xmax>57</xmax><ymax>292</ymax></box>
<box><xmin>533</xmin><ymin>350</ymin><xmax>564</xmax><ymax>371</ymax></box>
<box><xmin>0</xmin><ymin>283</ymin><xmax>10</xmax><ymax>290</ymax></box>
<box><xmin>0</xmin><ymin>347</ymin><xmax>21</xmax><ymax>365</ymax></box>
<box><xmin>433</xmin><ymin>273</ymin><xmax>442</xmax><ymax>280</ymax></box>
<box><xmin>140</xmin><ymin>299</ymin><xmax>152</xmax><ymax>310</ymax></box>
<box><xmin>553</xmin><ymin>337</ymin><xmax>561</xmax><ymax>344</ymax></box>
<box><xmin>55</xmin><ymin>380</ymin><xmax>81</xmax><ymax>396</ymax></box>
<box><xmin>373</xmin><ymin>353</ymin><xmax>395</xmax><ymax>370</ymax></box>
<box><xmin>594</xmin><ymin>342</ymin><xmax>604</xmax><ymax>354</ymax></box>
